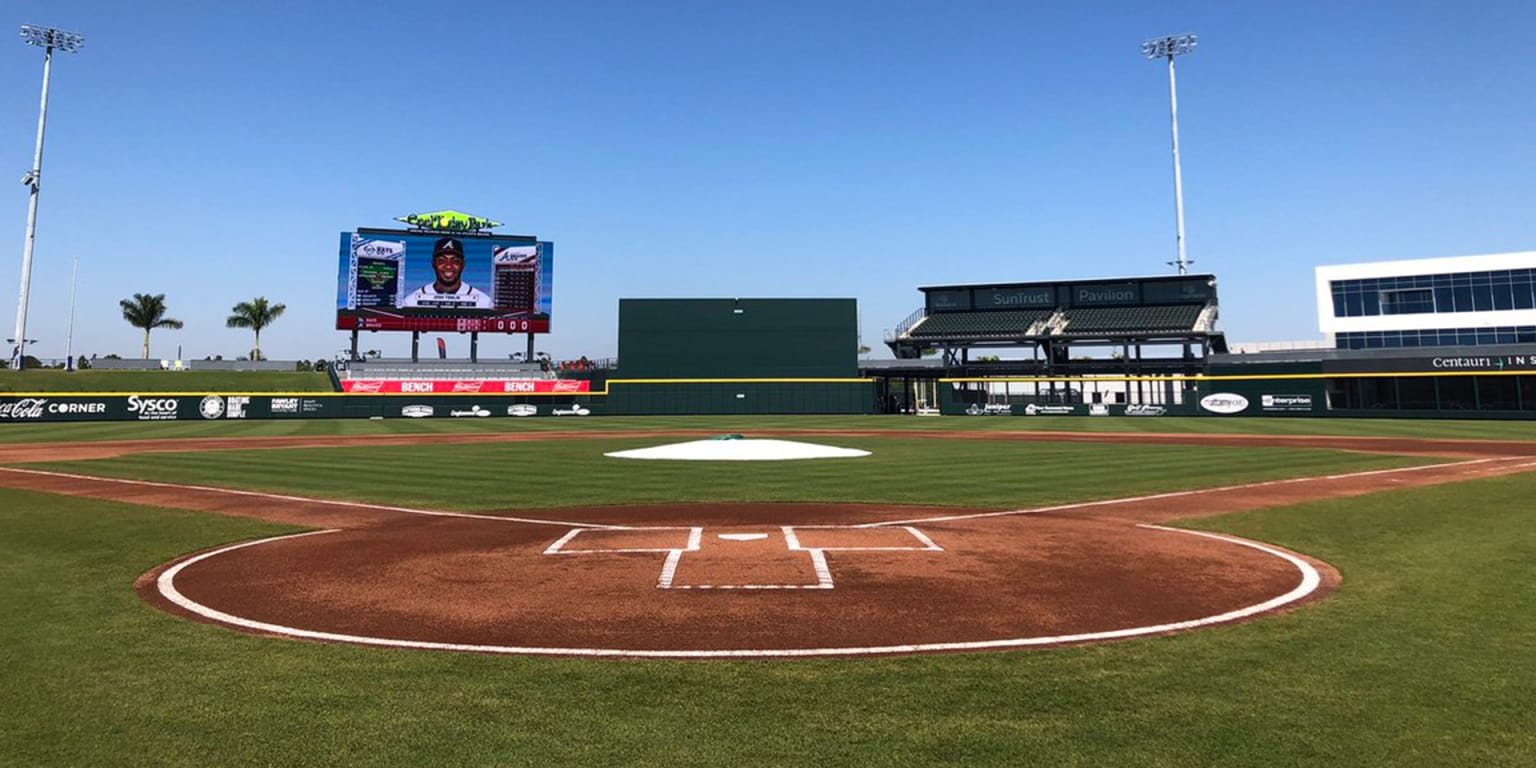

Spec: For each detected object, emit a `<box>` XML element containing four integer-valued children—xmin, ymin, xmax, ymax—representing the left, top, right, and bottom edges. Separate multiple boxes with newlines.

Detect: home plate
<box><xmin>719</xmin><ymin>533</ymin><xmax>769</xmax><ymax>541</ymax></box>
<box><xmin>604</xmin><ymin>436</ymin><xmax>870</xmax><ymax>461</ymax></box>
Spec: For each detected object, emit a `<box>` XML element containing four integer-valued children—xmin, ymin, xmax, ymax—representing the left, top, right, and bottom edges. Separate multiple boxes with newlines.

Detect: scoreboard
<box><xmin>336</xmin><ymin>229</ymin><xmax>554</xmax><ymax>334</ymax></box>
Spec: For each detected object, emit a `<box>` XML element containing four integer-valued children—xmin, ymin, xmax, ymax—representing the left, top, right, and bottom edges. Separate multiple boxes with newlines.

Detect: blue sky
<box><xmin>3</xmin><ymin>0</ymin><xmax>1535</xmax><ymax>363</ymax></box>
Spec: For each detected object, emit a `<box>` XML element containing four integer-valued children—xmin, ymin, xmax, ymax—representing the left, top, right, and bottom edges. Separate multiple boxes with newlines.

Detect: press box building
<box><xmin>1205</xmin><ymin>250</ymin><xmax>1536</xmax><ymax>416</ymax></box>
<box><xmin>1316</xmin><ymin>251</ymin><xmax>1536</xmax><ymax>350</ymax></box>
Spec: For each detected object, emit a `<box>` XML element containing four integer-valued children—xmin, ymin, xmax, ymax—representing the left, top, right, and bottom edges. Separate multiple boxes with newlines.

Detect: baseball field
<box><xmin>2</xmin><ymin>415</ymin><xmax>1533</xmax><ymax>766</ymax></box>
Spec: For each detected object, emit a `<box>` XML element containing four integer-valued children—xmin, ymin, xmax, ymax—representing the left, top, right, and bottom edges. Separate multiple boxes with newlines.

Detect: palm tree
<box><xmin>226</xmin><ymin>297</ymin><xmax>286</xmax><ymax>361</ymax></box>
<box><xmin>119</xmin><ymin>293</ymin><xmax>184</xmax><ymax>360</ymax></box>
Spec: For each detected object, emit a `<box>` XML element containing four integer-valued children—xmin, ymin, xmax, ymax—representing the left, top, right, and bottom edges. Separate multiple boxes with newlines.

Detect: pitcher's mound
<box><xmin>606</xmin><ymin>436</ymin><xmax>869</xmax><ymax>461</ymax></box>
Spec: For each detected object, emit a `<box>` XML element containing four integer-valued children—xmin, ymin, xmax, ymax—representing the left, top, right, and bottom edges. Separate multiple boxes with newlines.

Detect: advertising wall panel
<box><xmin>0</xmin><ymin>395</ymin><xmax>595</xmax><ymax>423</ymax></box>
<box><xmin>339</xmin><ymin>380</ymin><xmax>590</xmax><ymax>394</ymax></box>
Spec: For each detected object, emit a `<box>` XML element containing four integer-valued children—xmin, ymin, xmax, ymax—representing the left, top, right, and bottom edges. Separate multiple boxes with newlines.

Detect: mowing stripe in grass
<box><xmin>0</xmin><ymin>466</ymin><xmax>628</xmax><ymax>529</ymax></box>
<box><xmin>857</xmin><ymin>456</ymin><xmax>1511</xmax><ymax>527</ymax></box>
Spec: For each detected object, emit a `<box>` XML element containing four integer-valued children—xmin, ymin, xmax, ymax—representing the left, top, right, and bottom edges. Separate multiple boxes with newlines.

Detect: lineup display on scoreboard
<box><xmin>335</xmin><ymin>230</ymin><xmax>554</xmax><ymax>333</ymax></box>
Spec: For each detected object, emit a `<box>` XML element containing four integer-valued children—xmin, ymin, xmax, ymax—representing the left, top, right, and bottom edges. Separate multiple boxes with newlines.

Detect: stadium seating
<box><xmin>1056</xmin><ymin>304</ymin><xmax>1205</xmax><ymax>335</ymax></box>
<box><xmin>907</xmin><ymin>310</ymin><xmax>1055</xmax><ymax>339</ymax></box>
<box><xmin>344</xmin><ymin>361</ymin><xmax>551</xmax><ymax>381</ymax></box>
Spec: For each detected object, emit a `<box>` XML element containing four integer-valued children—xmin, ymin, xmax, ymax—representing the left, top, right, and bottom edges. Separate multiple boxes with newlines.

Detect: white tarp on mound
<box><xmin>605</xmin><ymin>438</ymin><xmax>870</xmax><ymax>461</ymax></box>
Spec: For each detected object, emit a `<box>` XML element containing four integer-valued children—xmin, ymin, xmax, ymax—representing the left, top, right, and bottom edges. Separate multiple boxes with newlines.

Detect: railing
<box><xmin>884</xmin><ymin>308</ymin><xmax>927</xmax><ymax>342</ymax></box>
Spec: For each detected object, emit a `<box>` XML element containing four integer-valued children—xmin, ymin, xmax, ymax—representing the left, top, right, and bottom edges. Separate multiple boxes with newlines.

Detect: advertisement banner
<box><xmin>1325</xmin><ymin>354</ymin><xmax>1536</xmax><ymax>375</ymax></box>
<box><xmin>339</xmin><ymin>380</ymin><xmax>591</xmax><ymax>394</ymax></box>
<box><xmin>947</xmin><ymin>401</ymin><xmax>1195</xmax><ymax>417</ymax></box>
<box><xmin>1070</xmin><ymin>282</ymin><xmax>1141</xmax><ymax>307</ymax></box>
<box><xmin>0</xmin><ymin>394</ymin><xmax>592</xmax><ymax>422</ymax></box>
<box><xmin>926</xmin><ymin>289</ymin><xmax>973</xmax><ymax>313</ymax></box>
<box><xmin>1259</xmin><ymin>394</ymin><xmax>1316</xmax><ymax>412</ymax></box>
<box><xmin>974</xmin><ymin>286</ymin><xmax>1054</xmax><ymax>310</ymax></box>
<box><xmin>1199</xmin><ymin>393</ymin><xmax>1251</xmax><ymax>415</ymax></box>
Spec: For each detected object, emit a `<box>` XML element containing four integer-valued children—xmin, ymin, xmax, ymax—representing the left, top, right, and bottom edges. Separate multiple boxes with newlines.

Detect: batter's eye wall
<box><xmin>617</xmin><ymin>299</ymin><xmax>858</xmax><ymax>379</ymax></box>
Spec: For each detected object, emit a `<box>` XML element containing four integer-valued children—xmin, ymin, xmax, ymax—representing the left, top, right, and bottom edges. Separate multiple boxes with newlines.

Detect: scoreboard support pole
<box><xmin>349</xmin><ymin>330</ymin><xmax>359</xmax><ymax>361</ymax></box>
<box><xmin>526</xmin><ymin>333</ymin><xmax>535</xmax><ymax>363</ymax></box>
<box><xmin>411</xmin><ymin>331</ymin><xmax>420</xmax><ymax>363</ymax></box>
<box><xmin>470</xmin><ymin>332</ymin><xmax>479</xmax><ymax>363</ymax></box>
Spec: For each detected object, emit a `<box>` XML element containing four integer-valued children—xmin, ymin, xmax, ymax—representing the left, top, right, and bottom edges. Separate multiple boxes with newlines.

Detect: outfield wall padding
<box><xmin>4</xmin><ymin>373</ymin><xmax>1533</xmax><ymax>422</ymax></box>
<box><xmin>0</xmin><ymin>394</ymin><xmax>598</xmax><ymax>423</ymax></box>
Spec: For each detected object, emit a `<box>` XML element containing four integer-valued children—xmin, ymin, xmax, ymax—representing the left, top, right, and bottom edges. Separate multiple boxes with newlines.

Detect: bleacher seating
<box><xmin>907</xmin><ymin>310</ymin><xmax>1055</xmax><ymax>339</ymax></box>
<box><xmin>884</xmin><ymin>275</ymin><xmax>1222</xmax><ymax>372</ymax></box>
<box><xmin>1057</xmin><ymin>304</ymin><xmax>1205</xmax><ymax>335</ymax></box>
<box><xmin>345</xmin><ymin>361</ymin><xmax>551</xmax><ymax>380</ymax></box>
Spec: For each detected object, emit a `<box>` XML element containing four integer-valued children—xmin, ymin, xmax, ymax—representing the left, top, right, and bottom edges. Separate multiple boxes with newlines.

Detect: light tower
<box><xmin>10</xmin><ymin>24</ymin><xmax>84</xmax><ymax>371</ymax></box>
<box><xmin>1141</xmin><ymin>33</ymin><xmax>1196</xmax><ymax>275</ymax></box>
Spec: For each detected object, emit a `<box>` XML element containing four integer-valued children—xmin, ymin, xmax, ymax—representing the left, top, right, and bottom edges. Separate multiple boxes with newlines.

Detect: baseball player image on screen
<box><xmin>402</xmin><ymin>237</ymin><xmax>493</xmax><ymax>309</ymax></box>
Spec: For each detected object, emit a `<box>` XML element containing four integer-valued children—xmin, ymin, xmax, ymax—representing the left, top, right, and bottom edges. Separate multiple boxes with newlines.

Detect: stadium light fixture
<box><xmin>1141</xmin><ymin>33</ymin><xmax>1196</xmax><ymax>275</ymax></box>
<box><xmin>20</xmin><ymin>25</ymin><xmax>84</xmax><ymax>52</ymax></box>
<box><xmin>1141</xmin><ymin>34</ymin><xmax>1196</xmax><ymax>60</ymax></box>
<box><xmin>10</xmin><ymin>24</ymin><xmax>83</xmax><ymax>371</ymax></box>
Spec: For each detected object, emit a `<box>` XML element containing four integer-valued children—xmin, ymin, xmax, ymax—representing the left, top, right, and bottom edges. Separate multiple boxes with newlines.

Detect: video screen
<box><xmin>335</xmin><ymin>231</ymin><xmax>553</xmax><ymax>333</ymax></box>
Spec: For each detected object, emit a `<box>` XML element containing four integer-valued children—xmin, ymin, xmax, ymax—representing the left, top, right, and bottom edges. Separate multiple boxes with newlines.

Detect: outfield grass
<box><xmin>2</xmin><ymin>412</ymin><xmax>1536</xmax><ymax>444</ymax></box>
<box><xmin>0</xmin><ymin>369</ymin><xmax>333</xmax><ymax>393</ymax></box>
<box><xmin>2</xmin><ymin>470</ymin><xmax>1532</xmax><ymax>766</ymax></box>
<box><xmin>22</xmin><ymin>437</ymin><xmax>1428</xmax><ymax>513</ymax></box>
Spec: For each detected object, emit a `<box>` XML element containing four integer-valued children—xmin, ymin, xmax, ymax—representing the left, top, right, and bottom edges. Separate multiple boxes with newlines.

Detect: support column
<box><xmin>411</xmin><ymin>331</ymin><xmax>420</xmax><ymax>363</ymax></box>
<box><xmin>350</xmin><ymin>330</ymin><xmax>359</xmax><ymax>361</ymax></box>
<box><xmin>470</xmin><ymin>332</ymin><xmax>479</xmax><ymax>363</ymax></box>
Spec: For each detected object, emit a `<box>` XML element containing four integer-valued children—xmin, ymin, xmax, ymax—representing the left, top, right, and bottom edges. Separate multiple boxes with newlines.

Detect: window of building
<box><xmin>1335</xmin><ymin>326</ymin><xmax>1536</xmax><ymax>349</ymax></box>
<box><xmin>1398</xmin><ymin>377</ymin><xmax>1437</xmax><ymax>409</ymax></box>
<box><xmin>1380</xmin><ymin>288</ymin><xmax>1435</xmax><ymax>314</ymax></box>
<box><xmin>1330</xmin><ymin>267</ymin><xmax>1536</xmax><ymax>317</ymax></box>
<box><xmin>1437</xmin><ymin>376</ymin><xmax>1476</xmax><ymax>410</ymax></box>
<box><xmin>1477</xmin><ymin>376</ymin><xmax>1520</xmax><ymax>410</ymax></box>
<box><xmin>1520</xmin><ymin>376</ymin><xmax>1536</xmax><ymax>411</ymax></box>
<box><xmin>1326</xmin><ymin>379</ymin><xmax>1357</xmax><ymax>409</ymax></box>
<box><xmin>1359</xmin><ymin>377</ymin><xmax>1398</xmax><ymax>410</ymax></box>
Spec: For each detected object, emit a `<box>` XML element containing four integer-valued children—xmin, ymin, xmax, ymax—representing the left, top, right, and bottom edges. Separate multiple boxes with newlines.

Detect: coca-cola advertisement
<box><xmin>0</xmin><ymin>398</ymin><xmax>46</xmax><ymax>420</ymax></box>
<box><xmin>0</xmin><ymin>398</ymin><xmax>109</xmax><ymax>420</ymax></box>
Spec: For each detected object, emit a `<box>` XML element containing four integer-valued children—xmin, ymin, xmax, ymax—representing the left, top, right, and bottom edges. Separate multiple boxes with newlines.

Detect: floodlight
<box><xmin>1141</xmin><ymin>33</ymin><xmax>1198</xmax><ymax>275</ymax></box>
<box><xmin>11</xmin><ymin>24</ymin><xmax>85</xmax><ymax>370</ymax></box>
<box><xmin>20</xmin><ymin>24</ymin><xmax>84</xmax><ymax>53</ymax></box>
<box><xmin>1141</xmin><ymin>34</ymin><xmax>1196</xmax><ymax>60</ymax></box>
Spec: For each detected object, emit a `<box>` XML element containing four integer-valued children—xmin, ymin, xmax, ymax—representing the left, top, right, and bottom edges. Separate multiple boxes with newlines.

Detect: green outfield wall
<box><xmin>0</xmin><ymin>393</ymin><xmax>599</xmax><ymax>423</ymax></box>
<box><xmin>604</xmin><ymin>379</ymin><xmax>876</xmax><ymax>415</ymax></box>
<box><xmin>0</xmin><ymin>378</ymin><xmax>878</xmax><ymax>423</ymax></box>
<box><xmin>939</xmin><ymin>371</ymin><xmax>1536</xmax><ymax>419</ymax></box>
<box><xmin>617</xmin><ymin>298</ymin><xmax>858</xmax><ymax>379</ymax></box>
<box><xmin>4</xmin><ymin>371</ymin><xmax>1533</xmax><ymax>422</ymax></box>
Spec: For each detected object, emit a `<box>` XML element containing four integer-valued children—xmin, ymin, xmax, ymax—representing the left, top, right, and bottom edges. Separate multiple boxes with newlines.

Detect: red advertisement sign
<box><xmin>340</xmin><ymin>379</ymin><xmax>591</xmax><ymax>394</ymax></box>
<box><xmin>335</xmin><ymin>316</ymin><xmax>550</xmax><ymax>334</ymax></box>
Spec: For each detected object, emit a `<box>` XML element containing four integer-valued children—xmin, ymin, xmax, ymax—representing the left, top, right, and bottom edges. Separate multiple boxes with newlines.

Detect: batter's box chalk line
<box><xmin>543</xmin><ymin>525</ymin><xmax>943</xmax><ymax>590</ymax></box>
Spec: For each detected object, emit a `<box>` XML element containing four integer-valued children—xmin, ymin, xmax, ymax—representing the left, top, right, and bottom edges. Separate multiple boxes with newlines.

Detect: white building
<box><xmin>1315</xmin><ymin>251</ymin><xmax>1536</xmax><ymax>350</ymax></box>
